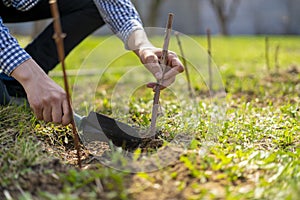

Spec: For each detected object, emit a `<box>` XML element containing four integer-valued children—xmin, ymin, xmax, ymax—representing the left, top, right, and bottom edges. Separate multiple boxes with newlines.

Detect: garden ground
<box><xmin>0</xmin><ymin>35</ymin><xmax>299</xmax><ymax>199</ymax></box>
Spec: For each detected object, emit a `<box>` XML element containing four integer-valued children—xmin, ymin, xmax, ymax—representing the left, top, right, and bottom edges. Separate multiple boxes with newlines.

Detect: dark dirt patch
<box><xmin>1</xmin><ymin>159</ymin><xmax>68</xmax><ymax>199</ymax></box>
<box><xmin>286</xmin><ymin>64</ymin><xmax>299</xmax><ymax>75</ymax></box>
<box><xmin>263</xmin><ymin>70</ymin><xmax>299</xmax><ymax>85</ymax></box>
<box><xmin>138</xmin><ymin>138</ymin><xmax>164</xmax><ymax>150</ymax></box>
<box><xmin>1</xmin><ymin>158</ymin><xmax>132</xmax><ymax>200</ymax></box>
<box><xmin>128</xmin><ymin>130</ymin><xmax>165</xmax><ymax>151</ymax></box>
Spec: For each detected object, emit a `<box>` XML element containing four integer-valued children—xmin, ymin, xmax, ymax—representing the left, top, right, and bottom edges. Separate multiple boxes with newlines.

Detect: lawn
<box><xmin>0</xmin><ymin>35</ymin><xmax>299</xmax><ymax>200</ymax></box>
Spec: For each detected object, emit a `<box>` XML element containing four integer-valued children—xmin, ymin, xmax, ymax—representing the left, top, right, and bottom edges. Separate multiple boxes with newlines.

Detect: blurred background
<box><xmin>5</xmin><ymin>0</ymin><xmax>300</xmax><ymax>38</ymax></box>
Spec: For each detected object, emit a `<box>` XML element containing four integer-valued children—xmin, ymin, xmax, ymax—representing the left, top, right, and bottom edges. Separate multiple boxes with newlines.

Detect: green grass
<box><xmin>1</xmin><ymin>35</ymin><xmax>299</xmax><ymax>199</ymax></box>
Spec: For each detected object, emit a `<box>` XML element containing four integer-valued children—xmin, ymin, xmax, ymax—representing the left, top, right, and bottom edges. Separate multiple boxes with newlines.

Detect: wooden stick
<box><xmin>149</xmin><ymin>13</ymin><xmax>174</xmax><ymax>136</ymax></box>
<box><xmin>175</xmin><ymin>32</ymin><xmax>193</xmax><ymax>97</ymax></box>
<box><xmin>265</xmin><ymin>36</ymin><xmax>270</xmax><ymax>72</ymax></box>
<box><xmin>207</xmin><ymin>28</ymin><xmax>213</xmax><ymax>93</ymax></box>
<box><xmin>275</xmin><ymin>44</ymin><xmax>280</xmax><ymax>74</ymax></box>
<box><xmin>49</xmin><ymin>0</ymin><xmax>82</xmax><ymax>168</ymax></box>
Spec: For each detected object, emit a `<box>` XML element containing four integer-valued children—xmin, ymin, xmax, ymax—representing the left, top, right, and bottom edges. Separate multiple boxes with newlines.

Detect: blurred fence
<box><xmin>4</xmin><ymin>0</ymin><xmax>300</xmax><ymax>36</ymax></box>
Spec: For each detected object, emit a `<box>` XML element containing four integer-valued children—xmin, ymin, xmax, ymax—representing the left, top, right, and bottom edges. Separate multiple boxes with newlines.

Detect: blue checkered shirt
<box><xmin>0</xmin><ymin>0</ymin><xmax>143</xmax><ymax>76</ymax></box>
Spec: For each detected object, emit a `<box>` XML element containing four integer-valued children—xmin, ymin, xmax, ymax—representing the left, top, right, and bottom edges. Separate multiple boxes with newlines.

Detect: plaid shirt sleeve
<box><xmin>93</xmin><ymin>0</ymin><xmax>144</xmax><ymax>49</ymax></box>
<box><xmin>2</xmin><ymin>0</ymin><xmax>40</xmax><ymax>11</ymax></box>
<box><xmin>0</xmin><ymin>17</ymin><xmax>31</xmax><ymax>75</ymax></box>
<box><xmin>0</xmin><ymin>0</ymin><xmax>39</xmax><ymax>75</ymax></box>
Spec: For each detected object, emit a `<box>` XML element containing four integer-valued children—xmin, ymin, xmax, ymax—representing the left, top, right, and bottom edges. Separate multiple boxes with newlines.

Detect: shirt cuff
<box><xmin>117</xmin><ymin>19</ymin><xmax>144</xmax><ymax>50</ymax></box>
<box><xmin>0</xmin><ymin>42</ymin><xmax>31</xmax><ymax>75</ymax></box>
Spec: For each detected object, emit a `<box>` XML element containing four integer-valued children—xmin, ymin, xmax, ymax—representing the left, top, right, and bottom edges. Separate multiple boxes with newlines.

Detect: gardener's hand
<box><xmin>128</xmin><ymin>29</ymin><xmax>184</xmax><ymax>90</ymax></box>
<box><xmin>138</xmin><ymin>47</ymin><xmax>184</xmax><ymax>90</ymax></box>
<box><xmin>11</xmin><ymin>59</ymin><xmax>72</xmax><ymax>125</ymax></box>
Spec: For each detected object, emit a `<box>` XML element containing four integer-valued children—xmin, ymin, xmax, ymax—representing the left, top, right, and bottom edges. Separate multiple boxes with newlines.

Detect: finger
<box><xmin>146</xmin><ymin>62</ymin><xmax>163</xmax><ymax>80</ymax></box>
<box><xmin>147</xmin><ymin>82</ymin><xmax>157</xmax><ymax>89</ymax></box>
<box><xmin>43</xmin><ymin>105</ymin><xmax>52</xmax><ymax>123</ymax></box>
<box><xmin>142</xmin><ymin>51</ymin><xmax>162</xmax><ymax>80</ymax></box>
<box><xmin>30</xmin><ymin>100</ymin><xmax>43</xmax><ymax>120</ymax></box>
<box><xmin>147</xmin><ymin>82</ymin><xmax>166</xmax><ymax>91</ymax></box>
<box><xmin>35</xmin><ymin>108</ymin><xmax>43</xmax><ymax>120</ymax></box>
<box><xmin>163</xmin><ymin>67</ymin><xmax>181</xmax><ymax>80</ymax></box>
<box><xmin>161</xmin><ymin>76</ymin><xmax>175</xmax><ymax>88</ymax></box>
<box><xmin>61</xmin><ymin>99</ymin><xmax>71</xmax><ymax>126</ymax></box>
<box><xmin>52</xmin><ymin>101</ymin><xmax>62</xmax><ymax>124</ymax></box>
<box><xmin>164</xmin><ymin>57</ymin><xmax>184</xmax><ymax>80</ymax></box>
<box><xmin>161</xmin><ymin>51</ymin><xmax>178</xmax><ymax>65</ymax></box>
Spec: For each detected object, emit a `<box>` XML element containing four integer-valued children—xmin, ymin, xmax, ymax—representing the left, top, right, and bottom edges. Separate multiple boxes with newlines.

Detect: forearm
<box><xmin>10</xmin><ymin>58</ymin><xmax>48</xmax><ymax>88</ymax></box>
<box><xmin>127</xmin><ymin>29</ymin><xmax>154</xmax><ymax>54</ymax></box>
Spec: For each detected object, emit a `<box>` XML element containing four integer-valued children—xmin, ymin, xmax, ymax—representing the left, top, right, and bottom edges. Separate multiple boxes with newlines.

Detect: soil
<box><xmin>2</xmin><ymin>66</ymin><xmax>298</xmax><ymax>199</ymax></box>
<box><xmin>0</xmin><ymin>123</ymin><xmax>169</xmax><ymax>199</ymax></box>
<box><xmin>3</xmin><ymin>159</ymin><xmax>68</xmax><ymax>197</ymax></box>
<box><xmin>263</xmin><ymin>65</ymin><xmax>299</xmax><ymax>84</ymax></box>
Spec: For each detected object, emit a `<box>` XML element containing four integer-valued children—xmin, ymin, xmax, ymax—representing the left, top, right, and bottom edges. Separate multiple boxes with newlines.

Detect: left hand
<box><xmin>136</xmin><ymin>47</ymin><xmax>184</xmax><ymax>90</ymax></box>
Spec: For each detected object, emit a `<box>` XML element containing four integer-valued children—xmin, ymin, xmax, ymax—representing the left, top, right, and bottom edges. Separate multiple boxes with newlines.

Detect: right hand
<box><xmin>136</xmin><ymin>47</ymin><xmax>184</xmax><ymax>90</ymax></box>
<box><xmin>11</xmin><ymin>59</ymin><xmax>71</xmax><ymax>125</ymax></box>
<box><xmin>127</xmin><ymin>29</ymin><xmax>184</xmax><ymax>90</ymax></box>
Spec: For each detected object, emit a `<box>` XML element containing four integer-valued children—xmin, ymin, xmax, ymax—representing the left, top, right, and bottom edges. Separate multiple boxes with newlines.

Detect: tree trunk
<box><xmin>147</xmin><ymin>0</ymin><xmax>163</xmax><ymax>27</ymax></box>
<box><xmin>209</xmin><ymin>0</ymin><xmax>240</xmax><ymax>36</ymax></box>
<box><xmin>219</xmin><ymin>15</ymin><xmax>228</xmax><ymax>35</ymax></box>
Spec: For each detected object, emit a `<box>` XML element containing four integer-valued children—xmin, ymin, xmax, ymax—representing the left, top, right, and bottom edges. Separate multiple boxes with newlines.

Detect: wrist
<box><xmin>127</xmin><ymin>29</ymin><xmax>154</xmax><ymax>54</ymax></box>
<box><xmin>10</xmin><ymin>58</ymin><xmax>47</xmax><ymax>88</ymax></box>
